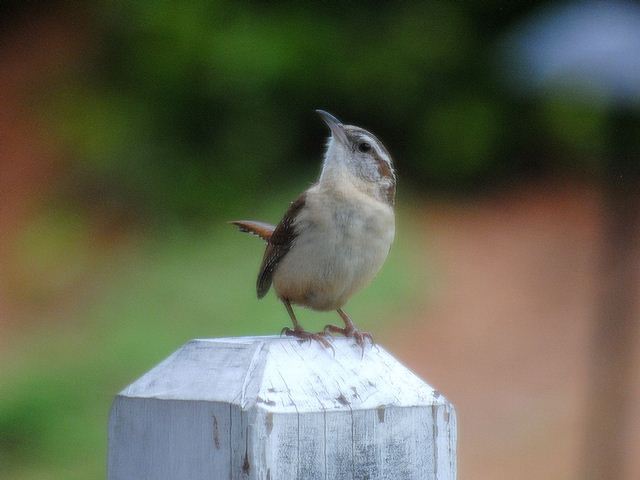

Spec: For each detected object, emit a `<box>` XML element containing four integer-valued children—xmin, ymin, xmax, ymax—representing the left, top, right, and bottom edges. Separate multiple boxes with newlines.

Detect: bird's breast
<box><xmin>272</xmin><ymin>186</ymin><xmax>395</xmax><ymax>311</ymax></box>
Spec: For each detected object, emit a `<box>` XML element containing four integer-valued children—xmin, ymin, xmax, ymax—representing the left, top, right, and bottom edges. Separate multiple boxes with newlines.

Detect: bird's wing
<box><xmin>256</xmin><ymin>193</ymin><xmax>307</xmax><ymax>299</ymax></box>
<box><xmin>229</xmin><ymin>220</ymin><xmax>275</xmax><ymax>242</ymax></box>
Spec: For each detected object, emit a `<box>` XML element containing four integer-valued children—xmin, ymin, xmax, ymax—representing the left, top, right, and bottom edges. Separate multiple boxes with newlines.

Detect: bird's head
<box><xmin>316</xmin><ymin>110</ymin><xmax>396</xmax><ymax>206</ymax></box>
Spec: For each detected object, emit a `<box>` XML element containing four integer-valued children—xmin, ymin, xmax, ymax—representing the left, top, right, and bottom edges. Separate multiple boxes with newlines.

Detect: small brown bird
<box><xmin>231</xmin><ymin>110</ymin><xmax>396</xmax><ymax>348</ymax></box>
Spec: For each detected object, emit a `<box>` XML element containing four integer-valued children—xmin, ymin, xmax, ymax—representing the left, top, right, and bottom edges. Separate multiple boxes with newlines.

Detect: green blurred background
<box><xmin>1</xmin><ymin>1</ymin><xmax>640</xmax><ymax>479</ymax></box>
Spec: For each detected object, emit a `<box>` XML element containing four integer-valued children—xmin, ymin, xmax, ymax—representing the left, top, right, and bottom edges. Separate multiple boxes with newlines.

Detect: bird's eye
<box><xmin>358</xmin><ymin>142</ymin><xmax>371</xmax><ymax>153</ymax></box>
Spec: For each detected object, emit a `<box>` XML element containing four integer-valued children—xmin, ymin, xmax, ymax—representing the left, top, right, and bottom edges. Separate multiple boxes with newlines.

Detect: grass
<box><xmin>0</xmin><ymin>194</ymin><xmax>432</xmax><ymax>479</ymax></box>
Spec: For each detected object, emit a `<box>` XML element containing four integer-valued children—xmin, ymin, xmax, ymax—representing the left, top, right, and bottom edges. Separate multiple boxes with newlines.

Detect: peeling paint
<box><xmin>212</xmin><ymin>415</ymin><xmax>220</xmax><ymax>450</ymax></box>
<box><xmin>432</xmin><ymin>406</ymin><xmax>439</xmax><ymax>478</ymax></box>
<box><xmin>376</xmin><ymin>405</ymin><xmax>385</xmax><ymax>423</ymax></box>
<box><xmin>242</xmin><ymin>426</ymin><xmax>250</xmax><ymax>475</ymax></box>
<box><xmin>336</xmin><ymin>393</ymin><xmax>350</xmax><ymax>406</ymax></box>
<box><xmin>265</xmin><ymin>412</ymin><xmax>274</xmax><ymax>436</ymax></box>
<box><xmin>242</xmin><ymin>453</ymin><xmax>250</xmax><ymax>474</ymax></box>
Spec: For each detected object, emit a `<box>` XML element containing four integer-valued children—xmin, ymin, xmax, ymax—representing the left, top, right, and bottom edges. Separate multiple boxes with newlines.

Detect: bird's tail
<box><xmin>228</xmin><ymin>220</ymin><xmax>275</xmax><ymax>242</ymax></box>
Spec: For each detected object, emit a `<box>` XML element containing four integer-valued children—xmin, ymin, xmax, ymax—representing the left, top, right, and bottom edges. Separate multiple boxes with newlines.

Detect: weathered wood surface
<box><xmin>108</xmin><ymin>336</ymin><xmax>457</xmax><ymax>479</ymax></box>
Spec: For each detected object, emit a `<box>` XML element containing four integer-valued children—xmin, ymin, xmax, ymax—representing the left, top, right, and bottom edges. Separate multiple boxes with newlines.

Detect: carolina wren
<box><xmin>231</xmin><ymin>110</ymin><xmax>396</xmax><ymax>348</ymax></box>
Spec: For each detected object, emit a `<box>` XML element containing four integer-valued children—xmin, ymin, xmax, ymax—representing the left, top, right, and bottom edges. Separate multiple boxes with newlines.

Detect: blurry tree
<box><xmin>45</xmin><ymin>0</ymin><xmax>614</xmax><ymax>223</ymax></box>
<box><xmin>502</xmin><ymin>2</ymin><xmax>640</xmax><ymax>478</ymax></box>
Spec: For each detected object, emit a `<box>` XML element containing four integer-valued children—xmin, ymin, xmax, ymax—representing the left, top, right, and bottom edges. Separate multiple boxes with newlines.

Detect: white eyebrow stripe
<box><xmin>359</xmin><ymin>134</ymin><xmax>392</xmax><ymax>164</ymax></box>
<box><xmin>357</xmin><ymin>134</ymin><xmax>375</xmax><ymax>146</ymax></box>
<box><xmin>378</xmin><ymin>149</ymin><xmax>392</xmax><ymax>166</ymax></box>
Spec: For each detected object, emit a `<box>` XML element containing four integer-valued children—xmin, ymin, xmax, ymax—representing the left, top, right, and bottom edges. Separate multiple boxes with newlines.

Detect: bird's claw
<box><xmin>322</xmin><ymin>324</ymin><xmax>342</xmax><ymax>336</ymax></box>
<box><xmin>281</xmin><ymin>326</ymin><xmax>334</xmax><ymax>351</ymax></box>
<box><xmin>322</xmin><ymin>324</ymin><xmax>373</xmax><ymax>352</ymax></box>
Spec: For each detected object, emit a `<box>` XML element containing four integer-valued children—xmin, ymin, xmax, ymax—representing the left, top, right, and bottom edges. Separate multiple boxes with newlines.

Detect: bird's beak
<box><xmin>316</xmin><ymin>109</ymin><xmax>348</xmax><ymax>145</ymax></box>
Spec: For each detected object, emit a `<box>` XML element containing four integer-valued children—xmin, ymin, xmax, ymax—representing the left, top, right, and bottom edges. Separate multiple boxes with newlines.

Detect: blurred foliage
<box><xmin>43</xmin><ymin>0</ymin><xmax>616</xmax><ymax>224</ymax></box>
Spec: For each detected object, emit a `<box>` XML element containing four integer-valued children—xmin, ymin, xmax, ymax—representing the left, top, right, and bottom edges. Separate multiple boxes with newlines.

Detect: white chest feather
<box><xmin>273</xmin><ymin>183</ymin><xmax>395</xmax><ymax>311</ymax></box>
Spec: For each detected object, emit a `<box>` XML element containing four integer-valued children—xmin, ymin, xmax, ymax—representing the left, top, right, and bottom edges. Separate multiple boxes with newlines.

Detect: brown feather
<box><xmin>256</xmin><ymin>193</ymin><xmax>307</xmax><ymax>298</ymax></box>
<box><xmin>229</xmin><ymin>220</ymin><xmax>275</xmax><ymax>242</ymax></box>
<box><xmin>373</xmin><ymin>152</ymin><xmax>396</xmax><ymax>205</ymax></box>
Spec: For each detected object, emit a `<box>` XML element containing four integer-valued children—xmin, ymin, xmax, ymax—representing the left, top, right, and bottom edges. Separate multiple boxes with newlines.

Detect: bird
<box><xmin>230</xmin><ymin>110</ymin><xmax>396</xmax><ymax>348</ymax></box>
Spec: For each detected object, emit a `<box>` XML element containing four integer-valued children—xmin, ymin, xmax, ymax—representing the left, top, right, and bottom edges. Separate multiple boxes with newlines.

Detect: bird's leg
<box><xmin>280</xmin><ymin>299</ymin><xmax>333</xmax><ymax>349</ymax></box>
<box><xmin>323</xmin><ymin>308</ymin><xmax>373</xmax><ymax>348</ymax></box>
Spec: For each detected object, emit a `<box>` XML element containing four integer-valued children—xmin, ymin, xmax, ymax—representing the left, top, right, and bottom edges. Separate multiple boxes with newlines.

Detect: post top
<box><xmin>120</xmin><ymin>336</ymin><xmax>448</xmax><ymax>413</ymax></box>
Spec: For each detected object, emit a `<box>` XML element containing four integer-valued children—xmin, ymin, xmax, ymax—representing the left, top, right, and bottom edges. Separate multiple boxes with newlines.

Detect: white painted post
<box><xmin>108</xmin><ymin>336</ymin><xmax>456</xmax><ymax>480</ymax></box>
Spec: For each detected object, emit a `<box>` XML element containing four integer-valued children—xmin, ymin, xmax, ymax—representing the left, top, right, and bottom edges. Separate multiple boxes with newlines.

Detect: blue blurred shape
<box><xmin>503</xmin><ymin>0</ymin><xmax>640</xmax><ymax>104</ymax></box>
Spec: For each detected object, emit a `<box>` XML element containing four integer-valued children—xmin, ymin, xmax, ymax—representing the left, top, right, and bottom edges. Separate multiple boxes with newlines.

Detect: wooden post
<box><xmin>108</xmin><ymin>336</ymin><xmax>457</xmax><ymax>479</ymax></box>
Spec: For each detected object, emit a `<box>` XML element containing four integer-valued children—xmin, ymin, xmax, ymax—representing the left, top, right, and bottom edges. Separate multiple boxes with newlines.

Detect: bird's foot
<box><xmin>281</xmin><ymin>327</ymin><xmax>334</xmax><ymax>350</ymax></box>
<box><xmin>322</xmin><ymin>324</ymin><xmax>374</xmax><ymax>349</ymax></box>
